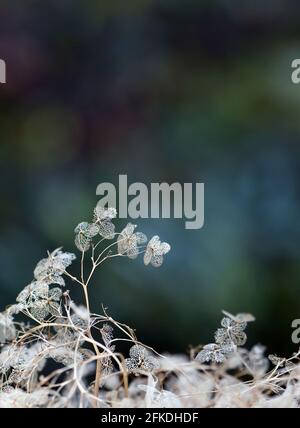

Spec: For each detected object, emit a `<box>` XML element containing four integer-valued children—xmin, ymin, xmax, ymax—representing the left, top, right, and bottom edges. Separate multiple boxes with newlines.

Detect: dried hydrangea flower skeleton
<box><xmin>0</xmin><ymin>202</ymin><xmax>170</xmax><ymax>407</ymax></box>
<box><xmin>124</xmin><ymin>345</ymin><xmax>159</xmax><ymax>374</ymax></box>
<box><xmin>2</xmin><ymin>199</ymin><xmax>300</xmax><ymax>408</ymax></box>
<box><xmin>144</xmin><ymin>236</ymin><xmax>171</xmax><ymax>267</ymax></box>
<box><xmin>0</xmin><ymin>313</ymin><xmax>16</xmax><ymax>344</ymax></box>
<box><xmin>117</xmin><ymin>223</ymin><xmax>147</xmax><ymax>259</ymax></box>
<box><xmin>196</xmin><ymin>311</ymin><xmax>255</xmax><ymax>365</ymax></box>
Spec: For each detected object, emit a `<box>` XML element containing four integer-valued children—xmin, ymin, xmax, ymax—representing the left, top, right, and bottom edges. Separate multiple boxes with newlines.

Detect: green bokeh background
<box><xmin>1</xmin><ymin>0</ymin><xmax>300</xmax><ymax>355</ymax></box>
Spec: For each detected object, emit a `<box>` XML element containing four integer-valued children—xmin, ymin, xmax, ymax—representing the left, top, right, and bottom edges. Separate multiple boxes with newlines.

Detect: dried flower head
<box><xmin>196</xmin><ymin>343</ymin><xmax>235</xmax><ymax>364</ymax></box>
<box><xmin>143</xmin><ymin>236</ymin><xmax>171</xmax><ymax>267</ymax></box>
<box><xmin>93</xmin><ymin>206</ymin><xmax>117</xmax><ymax>239</ymax></box>
<box><xmin>33</xmin><ymin>248</ymin><xmax>76</xmax><ymax>286</ymax></box>
<box><xmin>30</xmin><ymin>287</ymin><xmax>63</xmax><ymax>321</ymax></box>
<box><xmin>215</xmin><ymin>317</ymin><xmax>248</xmax><ymax>347</ymax></box>
<box><xmin>125</xmin><ymin>344</ymin><xmax>159</xmax><ymax>373</ymax></box>
<box><xmin>117</xmin><ymin>223</ymin><xmax>147</xmax><ymax>259</ymax></box>
<box><xmin>17</xmin><ymin>282</ymin><xmax>62</xmax><ymax>321</ymax></box>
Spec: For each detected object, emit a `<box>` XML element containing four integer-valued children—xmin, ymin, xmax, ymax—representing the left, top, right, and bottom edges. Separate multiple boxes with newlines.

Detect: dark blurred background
<box><xmin>1</xmin><ymin>0</ymin><xmax>300</xmax><ymax>356</ymax></box>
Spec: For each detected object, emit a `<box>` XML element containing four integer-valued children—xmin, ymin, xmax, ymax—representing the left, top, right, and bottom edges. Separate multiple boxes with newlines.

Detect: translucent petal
<box><xmin>215</xmin><ymin>328</ymin><xmax>229</xmax><ymax>345</ymax></box>
<box><xmin>0</xmin><ymin>313</ymin><xmax>16</xmax><ymax>344</ymax></box>
<box><xmin>49</xmin><ymin>287</ymin><xmax>62</xmax><ymax>302</ymax></box>
<box><xmin>122</xmin><ymin>223</ymin><xmax>136</xmax><ymax>238</ymax></box>
<box><xmin>143</xmin><ymin>247</ymin><xmax>152</xmax><ymax>266</ymax></box>
<box><xmin>98</xmin><ymin>219</ymin><xmax>115</xmax><ymax>239</ymax></box>
<box><xmin>75</xmin><ymin>234</ymin><xmax>91</xmax><ymax>252</ymax></box>
<box><xmin>221</xmin><ymin>317</ymin><xmax>234</xmax><ymax>329</ymax></box>
<box><xmin>148</xmin><ymin>236</ymin><xmax>160</xmax><ymax>250</ymax></box>
<box><xmin>49</xmin><ymin>274</ymin><xmax>65</xmax><ymax>287</ymax></box>
<box><xmin>124</xmin><ymin>358</ymin><xmax>139</xmax><ymax>372</ymax></box>
<box><xmin>196</xmin><ymin>349</ymin><xmax>213</xmax><ymax>363</ymax></box>
<box><xmin>142</xmin><ymin>356</ymin><xmax>159</xmax><ymax>371</ymax></box>
<box><xmin>129</xmin><ymin>345</ymin><xmax>148</xmax><ymax>360</ymax></box>
<box><xmin>126</xmin><ymin>246</ymin><xmax>139</xmax><ymax>259</ymax></box>
<box><xmin>236</xmin><ymin>313</ymin><xmax>255</xmax><ymax>323</ymax></box>
<box><xmin>135</xmin><ymin>232</ymin><xmax>147</xmax><ymax>245</ymax></box>
<box><xmin>75</xmin><ymin>222</ymin><xmax>99</xmax><ymax>238</ymax></box>
<box><xmin>74</xmin><ymin>222</ymin><xmax>89</xmax><ymax>234</ymax></box>
<box><xmin>53</xmin><ymin>250</ymin><xmax>76</xmax><ymax>270</ymax></box>
<box><xmin>33</xmin><ymin>259</ymin><xmax>49</xmax><ymax>280</ymax></box>
<box><xmin>48</xmin><ymin>302</ymin><xmax>61</xmax><ymax>317</ymax></box>
<box><xmin>214</xmin><ymin>350</ymin><xmax>227</xmax><ymax>364</ymax></box>
<box><xmin>16</xmin><ymin>283</ymin><xmax>37</xmax><ymax>303</ymax></box>
<box><xmin>159</xmin><ymin>242</ymin><xmax>171</xmax><ymax>255</ymax></box>
<box><xmin>151</xmin><ymin>254</ymin><xmax>163</xmax><ymax>268</ymax></box>
<box><xmin>232</xmin><ymin>331</ymin><xmax>247</xmax><ymax>346</ymax></box>
<box><xmin>94</xmin><ymin>206</ymin><xmax>117</xmax><ymax>221</ymax></box>
<box><xmin>30</xmin><ymin>302</ymin><xmax>49</xmax><ymax>321</ymax></box>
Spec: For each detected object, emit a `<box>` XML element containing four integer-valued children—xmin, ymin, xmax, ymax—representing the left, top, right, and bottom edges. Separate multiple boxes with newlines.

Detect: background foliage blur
<box><xmin>1</xmin><ymin>0</ymin><xmax>300</xmax><ymax>355</ymax></box>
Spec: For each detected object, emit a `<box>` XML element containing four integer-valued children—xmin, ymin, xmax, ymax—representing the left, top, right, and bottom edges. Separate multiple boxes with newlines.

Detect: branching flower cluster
<box><xmin>1</xmin><ymin>201</ymin><xmax>300</xmax><ymax>408</ymax></box>
<box><xmin>0</xmin><ymin>203</ymin><xmax>171</xmax><ymax>408</ymax></box>
<box><xmin>196</xmin><ymin>311</ymin><xmax>255</xmax><ymax>364</ymax></box>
